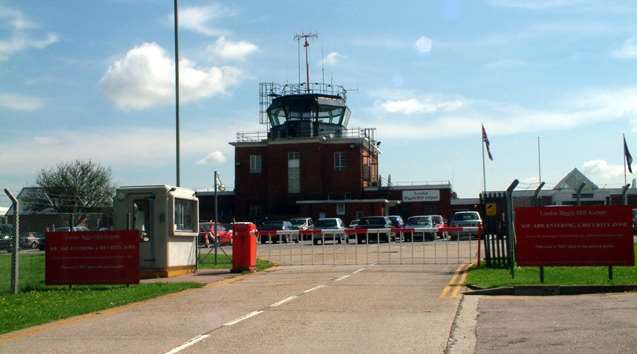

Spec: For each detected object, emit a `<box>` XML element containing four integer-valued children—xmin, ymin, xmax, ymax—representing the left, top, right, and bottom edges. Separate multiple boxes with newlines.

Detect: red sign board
<box><xmin>45</xmin><ymin>230</ymin><xmax>140</xmax><ymax>285</ymax></box>
<box><xmin>515</xmin><ymin>206</ymin><xmax>634</xmax><ymax>267</ymax></box>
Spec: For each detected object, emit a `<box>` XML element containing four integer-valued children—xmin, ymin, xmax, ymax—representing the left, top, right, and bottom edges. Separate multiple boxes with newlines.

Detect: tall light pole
<box><xmin>174</xmin><ymin>0</ymin><xmax>181</xmax><ymax>187</ymax></box>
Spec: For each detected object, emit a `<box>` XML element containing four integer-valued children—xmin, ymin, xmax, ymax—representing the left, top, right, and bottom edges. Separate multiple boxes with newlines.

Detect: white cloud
<box><xmin>0</xmin><ymin>93</ymin><xmax>44</xmax><ymax>111</ymax></box>
<box><xmin>175</xmin><ymin>5</ymin><xmax>233</xmax><ymax>36</ymax></box>
<box><xmin>377</xmin><ymin>94</ymin><xmax>465</xmax><ymax>115</ymax></box>
<box><xmin>100</xmin><ymin>42</ymin><xmax>243</xmax><ymax>110</ymax></box>
<box><xmin>0</xmin><ymin>6</ymin><xmax>58</xmax><ymax>61</ymax></box>
<box><xmin>364</xmin><ymin>87</ymin><xmax>637</xmax><ymax>140</ymax></box>
<box><xmin>0</xmin><ymin>123</ymin><xmax>250</xmax><ymax>176</ymax></box>
<box><xmin>414</xmin><ymin>36</ymin><xmax>432</xmax><ymax>54</ymax></box>
<box><xmin>196</xmin><ymin>151</ymin><xmax>227</xmax><ymax>165</ymax></box>
<box><xmin>208</xmin><ymin>36</ymin><xmax>258</xmax><ymax>61</ymax></box>
<box><xmin>487</xmin><ymin>0</ymin><xmax>582</xmax><ymax>10</ymax></box>
<box><xmin>0</xmin><ymin>6</ymin><xmax>36</xmax><ymax>30</ymax></box>
<box><xmin>582</xmin><ymin>160</ymin><xmax>624</xmax><ymax>180</ymax></box>
<box><xmin>320</xmin><ymin>52</ymin><xmax>345</xmax><ymax>66</ymax></box>
<box><xmin>612</xmin><ymin>36</ymin><xmax>637</xmax><ymax>59</ymax></box>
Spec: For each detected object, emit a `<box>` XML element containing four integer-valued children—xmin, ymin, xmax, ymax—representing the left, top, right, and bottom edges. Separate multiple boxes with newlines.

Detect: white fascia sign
<box><xmin>402</xmin><ymin>190</ymin><xmax>440</xmax><ymax>202</ymax></box>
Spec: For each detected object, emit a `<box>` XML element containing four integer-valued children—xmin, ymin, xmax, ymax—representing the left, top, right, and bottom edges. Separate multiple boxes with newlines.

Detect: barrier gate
<box><xmin>255</xmin><ymin>227</ymin><xmax>482</xmax><ymax>265</ymax></box>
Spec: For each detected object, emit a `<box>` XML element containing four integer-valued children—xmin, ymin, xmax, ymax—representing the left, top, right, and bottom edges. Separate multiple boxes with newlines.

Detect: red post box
<box><xmin>232</xmin><ymin>222</ymin><xmax>257</xmax><ymax>273</ymax></box>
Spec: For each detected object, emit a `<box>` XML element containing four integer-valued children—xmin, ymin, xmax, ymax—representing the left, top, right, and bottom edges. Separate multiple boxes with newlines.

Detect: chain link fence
<box><xmin>1</xmin><ymin>189</ymin><xmax>112</xmax><ymax>294</ymax></box>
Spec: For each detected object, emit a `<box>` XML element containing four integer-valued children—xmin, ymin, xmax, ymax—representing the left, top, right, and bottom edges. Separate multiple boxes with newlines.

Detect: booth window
<box><xmin>250</xmin><ymin>155</ymin><xmax>262</xmax><ymax>174</ymax></box>
<box><xmin>334</xmin><ymin>152</ymin><xmax>347</xmax><ymax>171</ymax></box>
<box><xmin>175</xmin><ymin>199</ymin><xmax>196</xmax><ymax>231</ymax></box>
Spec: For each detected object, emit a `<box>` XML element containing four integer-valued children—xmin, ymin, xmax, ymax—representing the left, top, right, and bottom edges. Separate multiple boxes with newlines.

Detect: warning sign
<box><xmin>486</xmin><ymin>202</ymin><xmax>497</xmax><ymax>216</ymax></box>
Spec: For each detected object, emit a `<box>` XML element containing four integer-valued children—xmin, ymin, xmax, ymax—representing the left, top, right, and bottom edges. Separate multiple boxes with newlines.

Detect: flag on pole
<box><xmin>482</xmin><ymin>124</ymin><xmax>493</xmax><ymax>161</ymax></box>
<box><xmin>624</xmin><ymin>135</ymin><xmax>633</xmax><ymax>173</ymax></box>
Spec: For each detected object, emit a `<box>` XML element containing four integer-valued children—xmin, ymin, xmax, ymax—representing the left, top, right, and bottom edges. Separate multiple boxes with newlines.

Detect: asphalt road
<box><xmin>0</xmin><ymin>263</ymin><xmax>465</xmax><ymax>354</ymax></box>
<box><xmin>475</xmin><ymin>293</ymin><xmax>637</xmax><ymax>354</ymax></box>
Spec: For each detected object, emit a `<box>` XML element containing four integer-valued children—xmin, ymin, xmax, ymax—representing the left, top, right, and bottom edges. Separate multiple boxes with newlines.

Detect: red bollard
<box><xmin>231</xmin><ymin>222</ymin><xmax>257</xmax><ymax>273</ymax></box>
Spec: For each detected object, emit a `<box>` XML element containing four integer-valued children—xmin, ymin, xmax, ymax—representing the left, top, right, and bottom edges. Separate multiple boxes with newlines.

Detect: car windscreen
<box><xmin>360</xmin><ymin>217</ymin><xmax>386</xmax><ymax>225</ymax></box>
<box><xmin>262</xmin><ymin>221</ymin><xmax>283</xmax><ymax>228</ymax></box>
<box><xmin>316</xmin><ymin>219</ymin><xmax>338</xmax><ymax>228</ymax></box>
<box><xmin>453</xmin><ymin>213</ymin><xmax>479</xmax><ymax>221</ymax></box>
<box><xmin>290</xmin><ymin>219</ymin><xmax>307</xmax><ymax>225</ymax></box>
<box><xmin>407</xmin><ymin>217</ymin><xmax>431</xmax><ymax>226</ymax></box>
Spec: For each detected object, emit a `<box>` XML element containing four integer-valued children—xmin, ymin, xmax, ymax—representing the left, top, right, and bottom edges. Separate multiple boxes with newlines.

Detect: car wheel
<box><xmin>31</xmin><ymin>242</ymin><xmax>38</xmax><ymax>249</ymax></box>
<box><xmin>260</xmin><ymin>238</ymin><xmax>266</xmax><ymax>244</ymax></box>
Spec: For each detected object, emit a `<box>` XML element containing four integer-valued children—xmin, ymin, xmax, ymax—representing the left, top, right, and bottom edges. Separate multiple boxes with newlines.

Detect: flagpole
<box><xmin>624</xmin><ymin>133</ymin><xmax>628</xmax><ymax>186</ymax></box>
<box><xmin>537</xmin><ymin>136</ymin><xmax>542</xmax><ymax>184</ymax></box>
<box><xmin>482</xmin><ymin>132</ymin><xmax>487</xmax><ymax>194</ymax></box>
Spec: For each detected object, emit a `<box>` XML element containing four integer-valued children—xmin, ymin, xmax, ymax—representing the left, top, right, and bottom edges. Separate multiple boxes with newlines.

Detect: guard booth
<box><xmin>113</xmin><ymin>185</ymin><xmax>199</xmax><ymax>278</ymax></box>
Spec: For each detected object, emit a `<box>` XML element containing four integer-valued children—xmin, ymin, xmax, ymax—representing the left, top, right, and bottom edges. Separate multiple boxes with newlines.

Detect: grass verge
<box><xmin>467</xmin><ymin>245</ymin><xmax>637</xmax><ymax>288</ymax></box>
<box><xmin>197</xmin><ymin>252</ymin><xmax>274</xmax><ymax>272</ymax></box>
<box><xmin>0</xmin><ymin>282</ymin><xmax>202</xmax><ymax>335</ymax></box>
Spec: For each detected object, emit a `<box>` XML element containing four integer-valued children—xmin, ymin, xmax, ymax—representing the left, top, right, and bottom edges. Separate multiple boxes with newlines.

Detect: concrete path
<box><xmin>0</xmin><ymin>264</ymin><xmax>465</xmax><ymax>354</ymax></box>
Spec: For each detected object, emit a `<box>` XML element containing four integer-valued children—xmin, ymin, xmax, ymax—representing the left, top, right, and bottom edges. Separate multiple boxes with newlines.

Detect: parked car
<box><xmin>355</xmin><ymin>216</ymin><xmax>392</xmax><ymax>243</ymax></box>
<box><xmin>387</xmin><ymin>215</ymin><xmax>404</xmax><ymax>228</ymax></box>
<box><xmin>53</xmin><ymin>226</ymin><xmax>90</xmax><ymax>232</ymax></box>
<box><xmin>198</xmin><ymin>222</ymin><xmax>233</xmax><ymax>247</ymax></box>
<box><xmin>259</xmin><ymin>220</ymin><xmax>295</xmax><ymax>244</ymax></box>
<box><xmin>290</xmin><ymin>217</ymin><xmax>314</xmax><ymax>241</ymax></box>
<box><xmin>20</xmin><ymin>232</ymin><xmax>44</xmax><ymax>249</ymax></box>
<box><xmin>632</xmin><ymin>209</ymin><xmax>637</xmax><ymax>234</ymax></box>
<box><xmin>349</xmin><ymin>219</ymin><xmax>359</xmax><ymax>228</ymax></box>
<box><xmin>0</xmin><ymin>224</ymin><xmax>14</xmax><ymax>252</ymax></box>
<box><xmin>405</xmin><ymin>215</ymin><xmax>435</xmax><ymax>241</ymax></box>
<box><xmin>449</xmin><ymin>211</ymin><xmax>482</xmax><ymax>239</ymax></box>
<box><xmin>312</xmin><ymin>218</ymin><xmax>345</xmax><ymax>245</ymax></box>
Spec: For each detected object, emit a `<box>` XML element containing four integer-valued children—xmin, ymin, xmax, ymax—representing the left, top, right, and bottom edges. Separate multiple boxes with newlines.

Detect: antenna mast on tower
<box><xmin>294</xmin><ymin>32</ymin><xmax>318</xmax><ymax>92</ymax></box>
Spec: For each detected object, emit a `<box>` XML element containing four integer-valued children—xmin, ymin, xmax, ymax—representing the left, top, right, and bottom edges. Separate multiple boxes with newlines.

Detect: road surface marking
<box><xmin>335</xmin><ymin>274</ymin><xmax>351</xmax><ymax>282</ymax></box>
<box><xmin>451</xmin><ymin>271</ymin><xmax>469</xmax><ymax>298</ymax></box>
<box><xmin>440</xmin><ymin>264</ymin><xmax>470</xmax><ymax>298</ymax></box>
<box><xmin>303</xmin><ymin>284</ymin><xmax>327</xmax><ymax>293</ymax></box>
<box><xmin>352</xmin><ymin>268</ymin><xmax>366</xmax><ymax>274</ymax></box>
<box><xmin>164</xmin><ymin>334</ymin><xmax>210</xmax><ymax>354</ymax></box>
<box><xmin>223</xmin><ymin>310</ymin><xmax>264</xmax><ymax>326</ymax></box>
<box><xmin>270</xmin><ymin>296</ymin><xmax>298</xmax><ymax>307</ymax></box>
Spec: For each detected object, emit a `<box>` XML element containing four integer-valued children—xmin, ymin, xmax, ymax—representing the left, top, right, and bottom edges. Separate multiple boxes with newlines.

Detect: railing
<box><xmin>235</xmin><ymin>127</ymin><xmax>377</xmax><ymax>143</ymax></box>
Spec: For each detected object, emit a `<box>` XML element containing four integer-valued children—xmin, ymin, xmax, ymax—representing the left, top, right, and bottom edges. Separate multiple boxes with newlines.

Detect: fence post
<box><xmin>505</xmin><ymin>180</ymin><xmax>519</xmax><ymax>278</ymax></box>
<box><xmin>4</xmin><ymin>189</ymin><xmax>19</xmax><ymax>294</ymax></box>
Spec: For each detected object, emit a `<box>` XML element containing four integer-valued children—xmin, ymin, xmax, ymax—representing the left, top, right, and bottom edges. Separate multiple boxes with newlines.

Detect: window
<box><xmin>336</xmin><ymin>203</ymin><xmax>346</xmax><ymax>216</ymax></box>
<box><xmin>249</xmin><ymin>204</ymin><xmax>261</xmax><ymax>217</ymax></box>
<box><xmin>175</xmin><ymin>199</ymin><xmax>196</xmax><ymax>231</ymax></box>
<box><xmin>334</xmin><ymin>152</ymin><xmax>347</xmax><ymax>171</ymax></box>
<box><xmin>250</xmin><ymin>155</ymin><xmax>262</xmax><ymax>174</ymax></box>
<box><xmin>288</xmin><ymin>152</ymin><xmax>300</xmax><ymax>194</ymax></box>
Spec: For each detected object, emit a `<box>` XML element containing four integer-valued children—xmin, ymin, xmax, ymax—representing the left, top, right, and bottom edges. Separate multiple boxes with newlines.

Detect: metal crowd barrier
<box><xmin>254</xmin><ymin>226</ymin><xmax>482</xmax><ymax>266</ymax></box>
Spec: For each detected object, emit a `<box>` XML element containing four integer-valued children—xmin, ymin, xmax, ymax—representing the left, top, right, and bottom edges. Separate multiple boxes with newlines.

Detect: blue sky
<box><xmin>2</xmin><ymin>0</ymin><xmax>637</xmax><ymax>204</ymax></box>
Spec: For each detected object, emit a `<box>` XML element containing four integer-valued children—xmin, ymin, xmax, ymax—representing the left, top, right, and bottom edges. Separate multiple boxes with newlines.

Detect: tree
<box><xmin>34</xmin><ymin>160</ymin><xmax>116</xmax><ymax>214</ymax></box>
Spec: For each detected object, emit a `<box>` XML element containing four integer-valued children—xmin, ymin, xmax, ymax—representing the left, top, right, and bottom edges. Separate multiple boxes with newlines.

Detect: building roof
<box><xmin>554</xmin><ymin>168</ymin><xmax>598</xmax><ymax>192</ymax></box>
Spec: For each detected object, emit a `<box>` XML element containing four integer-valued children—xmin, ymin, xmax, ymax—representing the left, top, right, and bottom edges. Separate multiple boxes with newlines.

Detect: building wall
<box><xmin>234</xmin><ymin>140</ymin><xmax>377</xmax><ymax>220</ymax></box>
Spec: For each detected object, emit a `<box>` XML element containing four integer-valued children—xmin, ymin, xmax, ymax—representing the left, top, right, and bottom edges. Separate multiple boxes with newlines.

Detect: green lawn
<box><xmin>0</xmin><ymin>282</ymin><xmax>201</xmax><ymax>335</ymax></box>
<box><xmin>0</xmin><ymin>250</ymin><xmax>268</xmax><ymax>335</ymax></box>
<box><xmin>197</xmin><ymin>252</ymin><xmax>274</xmax><ymax>272</ymax></box>
<box><xmin>467</xmin><ymin>245</ymin><xmax>637</xmax><ymax>288</ymax></box>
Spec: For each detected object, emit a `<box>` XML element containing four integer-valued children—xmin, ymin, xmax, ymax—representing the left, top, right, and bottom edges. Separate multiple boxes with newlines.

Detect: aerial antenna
<box><xmin>321</xmin><ymin>45</ymin><xmax>325</xmax><ymax>87</ymax></box>
<box><xmin>294</xmin><ymin>32</ymin><xmax>318</xmax><ymax>92</ymax></box>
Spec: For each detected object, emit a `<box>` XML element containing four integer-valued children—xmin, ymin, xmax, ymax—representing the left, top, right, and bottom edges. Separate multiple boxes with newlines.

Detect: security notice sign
<box><xmin>46</xmin><ymin>230</ymin><xmax>140</xmax><ymax>285</ymax></box>
<box><xmin>515</xmin><ymin>206</ymin><xmax>634</xmax><ymax>267</ymax></box>
<box><xmin>402</xmin><ymin>190</ymin><xmax>440</xmax><ymax>202</ymax></box>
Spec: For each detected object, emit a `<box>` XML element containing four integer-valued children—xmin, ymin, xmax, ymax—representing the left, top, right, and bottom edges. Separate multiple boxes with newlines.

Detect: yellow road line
<box><xmin>440</xmin><ymin>263</ymin><xmax>472</xmax><ymax>299</ymax></box>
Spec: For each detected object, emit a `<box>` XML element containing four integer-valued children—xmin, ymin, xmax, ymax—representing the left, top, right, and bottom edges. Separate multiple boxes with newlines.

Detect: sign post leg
<box><xmin>539</xmin><ymin>266</ymin><xmax>544</xmax><ymax>283</ymax></box>
<box><xmin>608</xmin><ymin>266</ymin><xmax>613</xmax><ymax>281</ymax></box>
